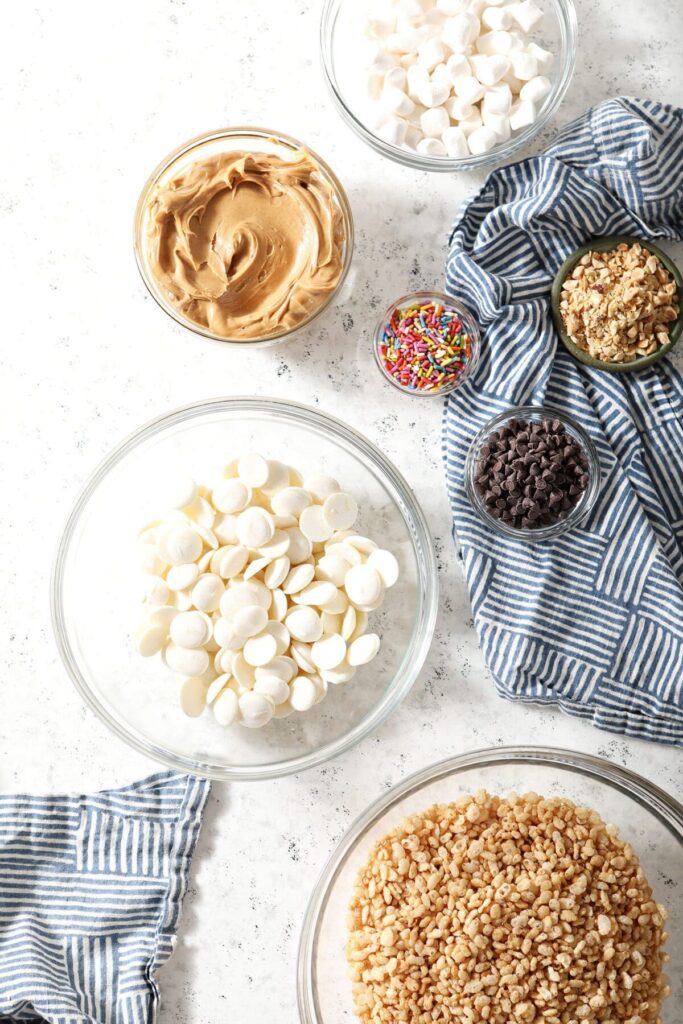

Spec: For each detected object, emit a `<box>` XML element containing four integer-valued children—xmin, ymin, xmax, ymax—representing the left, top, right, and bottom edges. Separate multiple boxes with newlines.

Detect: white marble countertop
<box><xmin>1</xmin><ymin>0</ymin><xmax>681</xmax><ymax>1019</ymax></box>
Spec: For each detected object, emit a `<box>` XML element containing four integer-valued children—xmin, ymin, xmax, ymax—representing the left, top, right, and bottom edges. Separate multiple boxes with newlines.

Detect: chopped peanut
<box><xmin>559</xmin><ymin>242</ymin><xmax>679</xmax><ymax>363</ymax></box>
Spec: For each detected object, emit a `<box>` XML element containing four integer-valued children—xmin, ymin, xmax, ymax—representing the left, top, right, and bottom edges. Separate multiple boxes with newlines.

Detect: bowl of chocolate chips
<box><xmin>465</xmin><ymin>405</ymin><xmax>601</xmax><ymax>541</ymax></box>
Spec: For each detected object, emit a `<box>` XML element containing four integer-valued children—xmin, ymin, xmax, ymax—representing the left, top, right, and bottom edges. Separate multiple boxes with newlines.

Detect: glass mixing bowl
<box><xmin>298</xmin><ymin>746</ymin><xmax>683</xmax><ymax>1023</ymax></box>
<box><xmin>51</xmin><ymin>398</ymin><xmax>437</xmax><ymax>781</ymax></box>
<box><xmin>134</xmin><ymin>128</ymin><xmax>354</xmax><ymax>346</ymax></box>
<box><xmin>320</xmin><ymin>0</ymin><xmax>577</xmax><ymax>172</ymax></box>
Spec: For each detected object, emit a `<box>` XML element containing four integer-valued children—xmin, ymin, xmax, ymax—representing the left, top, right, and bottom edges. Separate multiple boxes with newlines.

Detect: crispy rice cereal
<box><xmin>559</xmin><ymin>243</ymin><xmax>679</xmax><ymax>363</ymax></box>
<box><xmin>347</xmin><ymin>791</ymin><xmax>669</xmax><ymax>1024</ymax></box>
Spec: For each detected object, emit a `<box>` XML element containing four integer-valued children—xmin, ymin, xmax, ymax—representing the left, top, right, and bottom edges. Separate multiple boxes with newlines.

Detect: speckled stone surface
<box><xmin>0</xmin><ymin>0</ymin><xmax>682</xmax><ymax>1019</ymax></box>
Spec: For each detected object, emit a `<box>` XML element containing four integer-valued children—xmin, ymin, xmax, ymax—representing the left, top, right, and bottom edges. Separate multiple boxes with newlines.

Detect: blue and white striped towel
<box><xmin>443</xmin><ymin>97</ymin><xmax>683</xmax><ymax>746</ymax></box>
<box><xmin>0</xmin><ymin>771</ymin><xmax>210</xmax><ymax>1023</ymax></box>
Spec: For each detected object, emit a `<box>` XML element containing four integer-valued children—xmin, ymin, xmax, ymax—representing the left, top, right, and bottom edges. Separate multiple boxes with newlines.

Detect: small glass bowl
<box><xmin>464</xmin><ymin>404</ymin><xmax>601</xmax><ymax>541</ymax></box>
<box><xmin>320</xmin><ymin>0</ymin><xmax>577</xmax><ymax>172</ymax></box>
<box><xmin>51</xmin><ymin>397</ymin><xmax>438</xmax><ymax>781</ymax></box>
<box><xmin>134</xmin><ymin>127</ymin><xmax>354</xmax><ymax>346</ymax></box>
<box><xmin>373</xmin><ymin>291</ymin><xmax>481</xmax><ymax>397</ymax></box>
<box><xmin>298</xmin><ymin>746</ymin><xmax>683</xmax><ymax>1023</ymax></box>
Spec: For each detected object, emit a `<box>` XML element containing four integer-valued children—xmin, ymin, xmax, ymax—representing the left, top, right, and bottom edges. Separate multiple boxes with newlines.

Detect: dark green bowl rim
<box><xmin>550</xmin><ymin>235</ymin><xmax>682</xmax><ymax>374</ymax></box>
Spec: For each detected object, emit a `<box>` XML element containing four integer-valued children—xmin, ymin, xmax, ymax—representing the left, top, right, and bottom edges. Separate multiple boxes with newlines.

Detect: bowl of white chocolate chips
<box><xmin>52</xmin><ymin>397</ymin><xmax>438</xmax><ymax>780</ymax></box>
<box><xmin>321</xmin><ymin>0</ymin><xmax>577</xmax><ymax>169</ymax></box>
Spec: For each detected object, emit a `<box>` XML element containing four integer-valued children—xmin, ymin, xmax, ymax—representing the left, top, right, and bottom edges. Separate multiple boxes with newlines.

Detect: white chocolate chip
<box><xmin>299</xmin><ymin>504</ymin><xmax>335</xmax><ymax>543</ymax></box>
<box><xmin>235</xmin><ymin>507</ymin><xmax>275</xmax><ymax>548</ymax></box>
<box><xmin>238</xmin><ymin>691</ymin><xmax>273</xmax><ymax>728</ymax></box>
<box><xmin>179</xmin><ymin>676</ymin><xmax>207</xmax><ymax>718</ymax></box>
<box><xmin>289</xmin><ymin>675</ymin><xmax>318</xmax><ymax>712</ymax></box>
<box><xmin>323</xmin><ymin>492</ymin><xmax>358</xmax><ymax>531</ymax></box>
<box><xmin>311</xmin><ymin>634</ymin><xmax>347</xmax><ymax>671</ymax></box>
<box><xmin>367</xmin><ymin>549</ymin><xmax>400</xmax><ymax>587</ymax></box>
<box><xmin>347</xmin><ymin>633</ymin><xmax>382</xmax><ymax>667</ymax></box>
<box><xmin>213</xmin><ymin>687</ymin><xmax>239</xmax><ymax>726</ymax></box>
<box><xmin>345</xmin><ymin>565</ymin><xmax>384</xmax><ymax>608</ymax></box>
<box><xmin>135</xmin><ymin>623</ymin><xmax>167</xmax><ymax>658</ymax></box>
<box><xmin>285</xmin><ymin>607</ymin><xmax>323</xmax><ymax>643</ymax></box>
<box><xmin>170</xmin><ymin>610</ymin><xmax>211</xmax><ymax>649</ymax></box>
<box><xmin>237</xmin><ymin>452</ymin><xmax>270</xmax><ymax>489</ymax></box>
<box><xmin>212</xmin><ymin>479</ymin><xmax>251</xmax><ymax>514</ymax></box>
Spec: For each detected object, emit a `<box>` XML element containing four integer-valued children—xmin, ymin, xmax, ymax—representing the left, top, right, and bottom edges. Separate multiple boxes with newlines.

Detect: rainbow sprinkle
<box><xmin>378</xmin><ymin>299</ymin><xmax>474</xmax><ymax>394</ymax></box>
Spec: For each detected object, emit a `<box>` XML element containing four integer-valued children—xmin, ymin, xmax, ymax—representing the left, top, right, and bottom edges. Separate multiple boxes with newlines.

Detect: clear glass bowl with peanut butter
<box><xmin>135</xmin><ymin>128</ymin><xmax>354</xmax><ymax>345</ymax></box>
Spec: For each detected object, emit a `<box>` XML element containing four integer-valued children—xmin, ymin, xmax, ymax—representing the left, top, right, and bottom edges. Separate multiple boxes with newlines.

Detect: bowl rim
<box><xmin>133</xmin><ymin>126</ymin><xmax>355</xmax><ymax>347</ymax></box>
<box><xmin>297</xmin><ymin>743</ymin><xmax>683</xmax><ymax>1023</ymax></box>
<box><xmin>464</xmin><ymin>403</ymin><xmax>601</xmax><ymax>541</ymax></box>
<box><xmin>319</xmin><ymin>0</ymin><xmax>578</xmax><ymax>173</ymax></box>
<box><xmin>373</xmin><ymin>290</ymin><xmax>481</xmax><ymax>398</ymax></box>
<box><xmin>550</xmin><ymin>235</ymin><xmax>683</xmax><ymax>373</ymax></box>
<box><xmin>50</xmin><ymin>396</ymin><xmax>439</xmax><ymax>782</ymax></box>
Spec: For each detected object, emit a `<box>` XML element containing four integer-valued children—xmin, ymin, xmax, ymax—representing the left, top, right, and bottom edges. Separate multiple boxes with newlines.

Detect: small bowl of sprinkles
<box><xmin>374</xmin><ymin>291</ymin><xmax>480</xmax><ymax>397</ymax></box>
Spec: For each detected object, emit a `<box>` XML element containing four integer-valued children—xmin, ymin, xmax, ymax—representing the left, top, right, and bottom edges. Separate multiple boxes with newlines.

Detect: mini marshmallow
<box><xmin>406</xmin><ymin>63</ymin><xmax>430</xmax><ymax>98</ymax></box>
<box><xmin>475</xmin><ymin>54</ymin><xmax>511</xmax><ymax>86</ymax></box>
<box><xmin>445</xmin><ymin>52</ymin><xmax>471</xmax><ymax>83</ymax></box>
<box><xmin>417</xmin><ymin>37</ymin><xmax>447</xmax><ymax>69</ymax></box>
<box><xmin>520</xmin><ymin>74</ymin><xmax>551</xmax><ymax>104</ymax></box>
<box><xmin>368</xmin><ymin>47</ymin><xmax>400</xmax><ymax>73</ymax></box>
<box><xmin>467</xmin><ymin>125</ymin><xmax>498</xmax><ymax>154</ymax></box>
<box><xmin>453</xmin><ymin>74</ymin><xmax>485</xmax><ymax>104</ymax></box>
<box><xmin>385</xmin><ymin>26</ymin><xmax>424</xmax><ymax>52</ymax></box>
<box><xmin>510</xmin><ymin>0</ymin><xmax>543</xmax><ymax>33</ymax></box>
<box><xmin>527</xmin><ymin>42</ymin><xmax>554</xmax><ymax>73</ymax></box>
<box><xmin>378</xmin><ymin>116</ymin><xmax>408</xmax><ymax>147</ymax></box>
<box><xmin>420</xmin><ymin>105</ymin><xmax>450</xmax><ymax>137</ymax></box>
<box><xmin>511</xmin><ymin>50</ymin><xmax>538</xmax><ymax>81</ymax></box>
<box><xmin>500</xmin><ymin>71</ymin><xmax>523</xmax><ymax>94</ymax></box>
<box><xmin>442</xmin><ymin>125</ymin><xmax>469</xmax><ymax>157</ymax></box>
<box><xmin>482</xmin><ymin>109</ymin><xmax>511</xmax><ymax>141</ymax></box>
<box><xmin>395</xmin><ymin>0</ymin><xmax>424</xmax><ymax>19</ymax></box>
<box><xmin>509</xmin><ymin>98</ymin><xmax>537</xmax><ymax>129</ymax></box>
<box><xmin>430</xmin><ymin>62</ymin><xmax>451</xmax><ymax>88</ymax></box>
<box><xmin>442</xmin><ymin>13</ymin><xmax>480</xmax><ymax>52</ymax></box>
<box><xmin>366</xmin><ymin>15</ymin><xmax>396</xmax><ymax>39</ymax></box>
<box><xmin>404</xmin><ymin>124</ymin><xmax>422</xmax><ymax>149</ymax></box>
<box><xmin>475</xmin><ymin>29</ymin><xmax>513</xmax><ymax>54</ymax></box>
<box><xmin>384</xmin><ymin>65</ymin><xmax>408</xmax><ymax>90</ymax></box>
<box><xmin>436</xmin><ymin>0</ymin><xmax>465</xmax><ymax>12</ymax></box>
<box><xmin>481</xmin><ymin>5</ymin><xmax>512</xmax><ymax>30</ymax></box>
<box><xmin>459</xmin><ymin>106</ymin><xmax>483</xmax><ymax>134</ymax></box>
<box><xmin>380</xmin><ymin>83</ymin><xmax>415</xmax><ymax>116</ymax></box>
<box><xmin>446</xmin><ymin>95</ymin><xmax>476</xmax><ymax>121</ymax></box>
<box><xmin>415</xmin><ymin>78</ymin><xmax>451</xmax><ymax>107</ymax></box>
<box><xmin>416</xmin><ymin>137</ymin><xmax>448</xmax><ymax>157</ymax></box>
<box><xmin>482</xmin><ymin>83</ymin><xmax>512</xmax><ymax>115</ymax></box>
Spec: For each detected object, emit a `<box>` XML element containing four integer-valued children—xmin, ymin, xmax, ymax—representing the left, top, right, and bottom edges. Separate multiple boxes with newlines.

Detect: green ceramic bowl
<box><xmin>550</xmin><ymin>235</ymin><xmax>682</xmax><ymax>373</ymax></box>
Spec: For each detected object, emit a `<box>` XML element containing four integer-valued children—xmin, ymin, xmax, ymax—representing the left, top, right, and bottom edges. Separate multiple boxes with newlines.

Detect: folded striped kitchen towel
<box><xmin>0</xmin><ymin>771</ymin><xmax>210</xmax><ymax>1023</ymax></box>
<box><xmin>443</xmin><ymin>97</ymin><xmax>683</xmax><ymax>746</ymax></box>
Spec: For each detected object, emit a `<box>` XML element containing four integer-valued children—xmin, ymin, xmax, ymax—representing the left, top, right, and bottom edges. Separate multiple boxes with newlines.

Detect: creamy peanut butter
<box><xmin>145</xmin><ymin>148</ymin><xmax>346</xmax><ymax>340</ymax></box>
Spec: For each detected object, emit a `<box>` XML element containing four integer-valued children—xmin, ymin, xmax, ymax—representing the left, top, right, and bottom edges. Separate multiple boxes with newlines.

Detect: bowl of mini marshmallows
<box><xmin>464</xmin><ymin>404</ymin><xmax>601</xmax><ymax>539</ymax></box>
<box><xmin>52</xmin><ymin>397</ymin><xmax>438</xmax><ymax>780</ymax></box>
<box><xmin>321</xmin><ymin>0</ymin><xmax>577</xmax><ymax>170</ymax></box>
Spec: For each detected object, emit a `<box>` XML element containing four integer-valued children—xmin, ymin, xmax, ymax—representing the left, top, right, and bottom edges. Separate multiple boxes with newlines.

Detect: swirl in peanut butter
<box><xmin>145</xmin><ymin>149</ymin><xmax>346</xmax><ymax>340</ymax></box>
